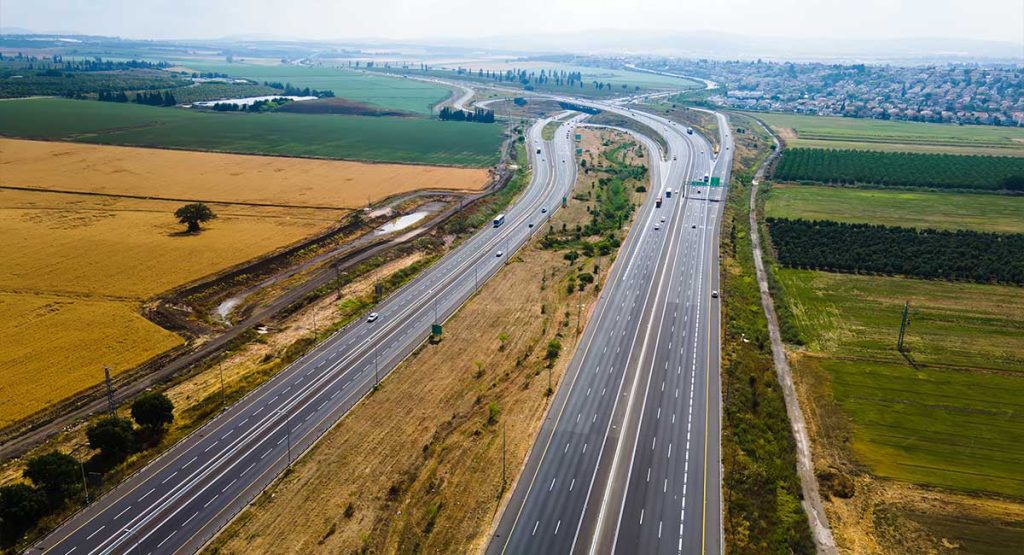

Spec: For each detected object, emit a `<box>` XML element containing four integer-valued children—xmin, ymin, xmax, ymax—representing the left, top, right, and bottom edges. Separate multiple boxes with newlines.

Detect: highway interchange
<box><xmin>33</xmin><ymin>82</ymin><xmax>734</xmax><ymax>554</ymax></box>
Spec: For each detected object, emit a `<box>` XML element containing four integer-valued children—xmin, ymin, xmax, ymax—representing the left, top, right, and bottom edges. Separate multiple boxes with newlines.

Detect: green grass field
<box><xmin>753</xmin><ymin>112</ymin><xmax>1024</xmax><ymax>156</ymax></box>
<box><xmin>172</xmin><ymin>62</ymin><xmax>450</xmax><ymax>115</ymax></box>
<box><xmin>780</xmin><ymin>269</ymin><xmax>1024</xmax><ymax>496</ymax></box>
<box><xmin>764</xmin><ymin>184</ymin><xmax>1024</xmax><ymax>233</ymax></box>
<box><xmin>0</xmin><ymin>98</ymin><xmax>503</xmax><ymax>166</ymax></box>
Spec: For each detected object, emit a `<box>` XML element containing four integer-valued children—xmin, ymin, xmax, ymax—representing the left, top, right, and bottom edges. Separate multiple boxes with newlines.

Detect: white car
<box><xmin>660</xmin><ymin>216</ymin><xmax>666</xmax><ymax>223</ymax></box>
<box><xmin>496</xmin><ymin>251</ymin><xmax>504</xmax><ymax>257</ymax></box>
<box><xmin>711</xmin><ymin>291</ymin><xmax>719</xmax><ymax>299</ymax></box>
<box><xmin>366</xmin><ymin>312</ymin><xmax>379</xmax><ymax>323</ymax></box>
<box><xmin>654</xmin><ymin>224</ymin><xmax>661</xmax><ymax>231</ymax></box>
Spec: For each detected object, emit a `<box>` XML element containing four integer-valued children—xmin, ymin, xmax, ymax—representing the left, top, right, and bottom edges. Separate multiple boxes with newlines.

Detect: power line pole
<box><xmin>501</xmin><ymin>422</ymin><xmax>507</xmax><ymax>493</ymax></box>
<box><xmin>80</xmin><ymin>460</ymin><xmax>90</xmax><ymax>505</ymax></box>
<box><xmin>103</xmin><ymin>367</ymin><xmax>115</xmax><ymax>417</ymax></box>
<box><xmin>897</xmin><ymin>301</ymin><xmax>911</xmax><ymax>352</ymax></box>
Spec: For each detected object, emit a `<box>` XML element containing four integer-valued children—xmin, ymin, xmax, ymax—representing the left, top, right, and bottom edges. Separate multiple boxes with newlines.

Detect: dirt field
<box><xmin>0</xmin><ymin>138</ymin><xmax>490</xmax><ymax>209</ymax></box>
<box><xmin>206</xmin><ymin>129</ymin><xmax>647</xmax><ymax>554</ymax></box>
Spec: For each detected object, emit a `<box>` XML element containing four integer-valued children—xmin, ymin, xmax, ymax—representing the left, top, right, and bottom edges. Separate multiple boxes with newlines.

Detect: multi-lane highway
<box><xmin>34</xmin><ymin>113</ymin><xmax>582</xmax><ymax>555</ymax></box>
<box><xmin>489</xmin><ymin>104</ymin><xmax>733</xmax><ymax>554</ymax></box>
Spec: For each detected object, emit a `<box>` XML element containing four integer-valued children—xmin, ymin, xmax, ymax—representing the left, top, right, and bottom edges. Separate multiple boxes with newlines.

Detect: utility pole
<box><xmin>103</xmin><ymin>367</ymin><xmax>115</xmax><ymax>417</ymax></box>
<box><xmin>333</xmin><ymin>263</ymin><xmax>342</xmax><ymax>300</ymax></box>
<box><xmin>501</xmin><ymin>422</ymin><xmax>507</xmax><ymax>493</ymax></box>
<box><xmin>284</xmin><ymin>411</ymin><xmax>292</xmax><ymax>467</ymax></box>
<box><xmin>80</xmin><ymin>460</ymin><xmax>90</xmax><ymax>505</ymax></box>
<box><xmin>897</xmin><ymin>301</ymin><xmax>911</xmax><ymax>352</ymax></box>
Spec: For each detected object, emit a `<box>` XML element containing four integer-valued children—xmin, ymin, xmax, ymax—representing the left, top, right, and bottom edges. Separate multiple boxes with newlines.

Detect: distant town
<box><xmin>639</xmin><ymin>58</ymin><xmax>1024</xmax><ymax>126</ymax></box>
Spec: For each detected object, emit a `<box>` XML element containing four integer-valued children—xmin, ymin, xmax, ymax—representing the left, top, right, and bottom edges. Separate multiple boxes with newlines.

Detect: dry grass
<box><xmin>0</xmin><ymin>138</ymin><xmax>490</xmax><ymax>209</ymax></box>
<box><xmin>206</xmin><ymin>129</ymin><xmax>645</xmax><ymax>554</ymax></box>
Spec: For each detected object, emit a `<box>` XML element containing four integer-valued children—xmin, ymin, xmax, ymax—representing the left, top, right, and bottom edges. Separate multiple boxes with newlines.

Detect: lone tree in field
<box><xmin>174</xmin><ymin>203</ymin><xmax>216</xmax><ymax>233</ymax></box>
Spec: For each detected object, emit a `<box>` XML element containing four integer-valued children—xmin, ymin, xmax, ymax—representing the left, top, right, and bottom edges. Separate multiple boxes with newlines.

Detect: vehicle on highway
<box><xmin>366</xmin><ymin>312</ymin><xmax>379</xmax><ymax>322</ymax></box>
<box><xmin>528</xmin><ymin>223</ymin><xmax>534</xmax><ymax>228</ymax></box>
<box><xmin>660</xmin><ymin>216</ymin><xmax>666</xmax><ymax>223</ymax></box>
<box><xmin>496</xmin><ymin>251</ymin><xmax>504</xmax><ymax>257</ymax></box>
<box><xmin>493</xmin><ymin>213</ymin><xmax>506</xmax><ymax>228</ymax></box>
<box><xmin>655</xmin><ymin>196</ymin><xmax>663</xmax><ymax>208</ymax></box>
<box><xmin>541</xmin><ymin>207</ymin><xmax>547</xmax><ymax>213</ymax></box>
<box><xmin>712</xmin><ymin>290</ymin><xmax>719</xmax><ymax>298</ymax></box>
<box><xmin>665</xmin><ymin>188</ymin><xmax>672</xmax><ymax>198</ymax></box>
<box><xmin>692</xmin><ymin>224</ymin><xmax>697</xmax><ymax>229</ymax></box>
<box><xmin>654</xmin><ymin>224</ymin><xmax>660</xmax><ymax>230</ymax></box>
<box><xmin>687</xmin><ymin>127</ymin><xmax>694</xmax><ymax>135</ymax></box>
<box><xmin>703</xmin><ymin>174</ymin><xmax>710</xmax><ymax>182</ymax></box>
<box><xmin>536</xmin><ymin>148</ymin><xmax>541</xmax><ymax>154</ymax></box>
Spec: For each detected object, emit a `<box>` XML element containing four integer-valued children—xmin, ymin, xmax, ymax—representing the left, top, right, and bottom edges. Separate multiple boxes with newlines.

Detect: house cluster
<box><xmin>645</xmin><ymin>59</ymin><xmax>1024</xmax><ymax>126</ymax></box>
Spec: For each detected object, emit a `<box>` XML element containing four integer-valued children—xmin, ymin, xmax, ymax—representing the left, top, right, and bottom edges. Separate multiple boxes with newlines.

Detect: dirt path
<box><xmin>748</xmin><ymin>120</ymin><xmax>837</xmax><ymax>554</ymax></box>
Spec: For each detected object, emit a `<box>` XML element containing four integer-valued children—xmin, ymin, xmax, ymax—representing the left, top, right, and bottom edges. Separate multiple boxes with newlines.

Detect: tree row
<box><xmin>773</xmin><ymin>148</ymin><xmax>1024</xmax><ymax>191</ymax></box>
<box><xmin>766</xmin><ymin>217</ymin><xmax>1024</xmax><ymax>284</ymax></box>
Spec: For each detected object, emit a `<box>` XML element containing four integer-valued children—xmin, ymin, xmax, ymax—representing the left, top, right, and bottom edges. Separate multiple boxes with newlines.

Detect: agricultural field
<box><xmin>0</xmin><ymin>139</ymin><xmax>490</xmax><ymax>428</ymax></box>
<box><xmin>0</xmin><ymin>187</ymin><xmax>342</xmax><ymax>427</ymax></box>
<box><xmin>780</xmin><ymin>269</ymin><xmax>1024</xmax><ymax>495</ymax></box>
<box><xmin>0</xmin><ymin>98</ymin><xmax>504</xmax><ymax>167</ymax></box>
<box><xmin>766</xmin><ymin>217</ymin><xmax>1024</xmax><ymax>284</ymax></box>
<box><xmin>772</xmin><ymin>148</ymin><xmax>1024</xmax><ymax>190</ymax></box>
<box><xmin>0</xmin><ymin>139</ymin><xmax>490</xmax><ymax>209</ymax></box>
<box><xmin>170</xmin><ymin>62</ymin><xmax>450</xmax><ymax>115</ymax></box>
<box><xmin>764</xmin><ymin>184</ymin><xmax>1024</xmax><ymax>233</ymax></box>
<box><xmin>753</xmin><ymin>111</ymin><xmax>1024</xmax><ymax>156</ymax></box>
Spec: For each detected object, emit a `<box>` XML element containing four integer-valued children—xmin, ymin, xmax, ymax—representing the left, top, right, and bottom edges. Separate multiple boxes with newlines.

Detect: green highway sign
<box><xmin>691</xmin><ymin>180</ymin><xmax>704</xmax><ymax>187</ymax></box>
<box><xmin>431</xmin><ymin>323</ymin><xmax>443</xmax><ymax>337</ymax></box>
<box><xmin>575</xmin><ymin>134</ymin><xmax>582</xmax><ymax>141</ymax></box>
<box><xmin>576</xmin><ymin>147</ymin><xmax>583</xmax><ymax>155</ymax></box>
<box><xmin>710</xmin><ymin>177</ymin><xmax>721</xmax><ymax>187</ymax></box>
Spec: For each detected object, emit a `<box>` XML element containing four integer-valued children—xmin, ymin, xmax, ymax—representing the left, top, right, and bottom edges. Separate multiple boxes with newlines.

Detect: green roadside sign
<box><xmin>431</xmin><ymin>323</ymin><xmax>442</xmax><ymax>337</ymax></box>
<box><xmin>691</xmin><ymin>180</ymin><xmax>704</xmax><ymax>187</ymax></box>
<box><xmin>576</xmin><ymin>147</ymin><xmax>583</xmax><ymax>155</ymax></box>
<box><xmin>575</xmin><ymin>134</ymin><xmax>582</xmax><ymax>141</ymax></box>
<box><xmin>710</xmin><ymin>177</ymin><xmax>721</xmax><ymax>187</ymax></box>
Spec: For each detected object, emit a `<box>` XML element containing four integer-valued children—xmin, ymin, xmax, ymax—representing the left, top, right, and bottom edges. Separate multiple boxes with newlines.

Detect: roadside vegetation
<box><xmin>773</xmin><ymin>148</ymin><xmax>1024</xmax><ymax>191</ymax></box>
<box><xmin>0</xmin><ymin>98</ymin><xmax>504</xmax><ymax>167</ymax></box>
<box><xmin>718</xmin><ymin>112</ymin><xmax>815</xmax><ymax>553</ymax></box>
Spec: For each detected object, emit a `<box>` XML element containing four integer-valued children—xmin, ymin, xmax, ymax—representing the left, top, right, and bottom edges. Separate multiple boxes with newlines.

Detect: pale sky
<box><xmin>3</xmin><ymin>0</ymin><xmax>1022</xmax><ymax>44</ymax></box>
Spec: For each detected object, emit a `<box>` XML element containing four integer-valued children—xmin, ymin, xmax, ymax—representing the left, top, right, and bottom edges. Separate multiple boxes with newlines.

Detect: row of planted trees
<box><xmin>0</xmin><ymin>393</ymin><xmax>174</xmax><ymax>547</ymax></box>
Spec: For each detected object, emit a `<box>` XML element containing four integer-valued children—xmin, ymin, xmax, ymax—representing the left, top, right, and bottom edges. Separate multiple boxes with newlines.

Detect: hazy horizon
<box><xmin>3</xmin><ymin>0</ymin><xmax>1022</xmax><ymax>48</ymax></box>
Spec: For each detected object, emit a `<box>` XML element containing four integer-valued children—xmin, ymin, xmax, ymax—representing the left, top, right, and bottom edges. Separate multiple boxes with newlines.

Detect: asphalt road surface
<box><xmin>34</xmin><ymin>113</ymin><xmax>583</xmax><ymax>555</ymax></box>
<box><xmin>488</xmin><ymin>104</ymin><xmax>733</xmax><ymax>555</ymax></box>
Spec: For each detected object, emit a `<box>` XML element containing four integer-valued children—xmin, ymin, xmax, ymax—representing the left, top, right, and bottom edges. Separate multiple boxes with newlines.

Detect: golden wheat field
<box><xmin>0</xmin><ymin>138</ymin><xmax>490</xmax><ymax>209</ymax></box>
<box><xmin>0</xmin><ymin>185</ymin><xmax>345</xmax><ymax>426</ymax></box>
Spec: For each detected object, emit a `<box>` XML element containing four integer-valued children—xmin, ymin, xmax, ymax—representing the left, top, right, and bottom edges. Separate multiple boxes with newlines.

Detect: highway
<box><xmin>33</xmin><ymin>113</ymin><xmax>582</xmax><ymax>555</ymax></box>
<box><xmin>488</xmin><ymin>103</ymin><xmax>733</xmax><ymax>554</ymax></box>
